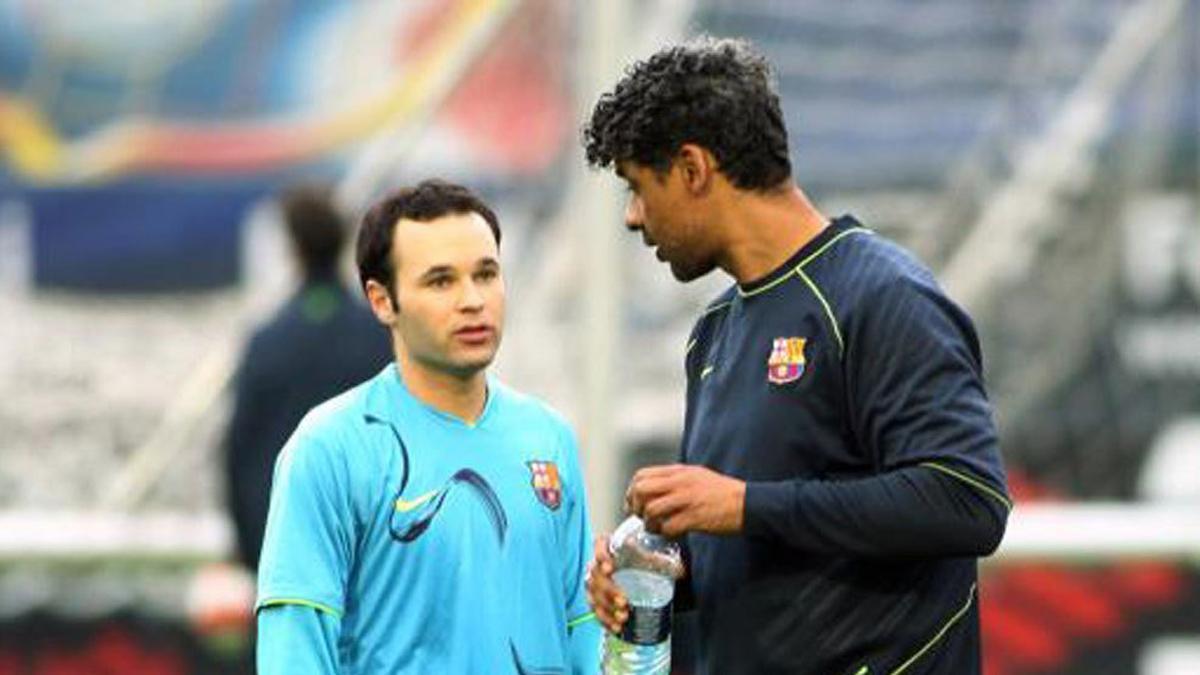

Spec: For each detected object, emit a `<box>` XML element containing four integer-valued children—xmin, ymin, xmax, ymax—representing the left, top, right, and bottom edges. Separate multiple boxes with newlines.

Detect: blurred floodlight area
<box><xmin>1</xmin><ymin>0</ymin><xmax>1198</xmax><ymax>673</ymax></box>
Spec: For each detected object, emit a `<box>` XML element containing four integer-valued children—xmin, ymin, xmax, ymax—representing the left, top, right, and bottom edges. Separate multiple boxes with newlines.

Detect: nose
<box><xmin>459</xmin><ymin>279</ymin><xmax>485</xmax><ymax>312</ymax></box>
<box><xmin>624</xmin><ymin>194</ymin><xmax>644</xmax><ymax>232</ymax></box>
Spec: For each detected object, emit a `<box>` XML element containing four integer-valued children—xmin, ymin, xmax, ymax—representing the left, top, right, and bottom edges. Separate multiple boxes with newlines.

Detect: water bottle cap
<box><xmin>609</xmin><ymin>515</ymin><xmax>645</xmax><ymax>555</ymax></box>
<box><xmin>608</xmin><ymin>515</ymin><xmax>685</xmax><ymax>579</ymax></box>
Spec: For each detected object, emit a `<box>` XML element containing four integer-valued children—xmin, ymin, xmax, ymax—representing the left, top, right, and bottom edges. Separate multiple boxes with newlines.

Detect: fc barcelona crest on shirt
<box><xmin>526</xmin><ymin>460</ymin><xmax>562</xmax><ymax>510</ymax></box>
<box><xmin>767</xmin><ymin>337</ymin><xmax>807</xmax><ymax>384</ymax></box>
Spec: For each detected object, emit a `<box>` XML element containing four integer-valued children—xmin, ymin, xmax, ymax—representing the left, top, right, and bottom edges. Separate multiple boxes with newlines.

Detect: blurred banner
<box><xmin>27</xmin><ymin>182</ymin><xmax>261</xmax><ymax>292</ymax></box>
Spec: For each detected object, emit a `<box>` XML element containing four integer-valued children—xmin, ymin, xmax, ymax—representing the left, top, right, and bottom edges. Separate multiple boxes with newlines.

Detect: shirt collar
<box><xmin>737</xmin><ymin>215</ymin><xmax>859</xmax><ymax>297</ymax></box>
<box><xmin>364</xmin><ymin>364</ymin><xmax>498</xmax><ymax>430</ymax></box>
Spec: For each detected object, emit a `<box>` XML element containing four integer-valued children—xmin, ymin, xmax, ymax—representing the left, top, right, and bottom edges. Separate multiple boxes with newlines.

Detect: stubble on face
<box><xmin>619</xmin><ymin>162</ymin><xmax>717</xmax><ymax>283</ymax></box>
<box><xmin>389</xmin><ymin>213</ymin><xmax>505</xmax><ymax>381</ymax></box>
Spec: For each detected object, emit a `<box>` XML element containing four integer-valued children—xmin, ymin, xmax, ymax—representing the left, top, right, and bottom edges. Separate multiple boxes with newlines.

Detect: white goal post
<box><xmin>1</xmin><ymin>503</ymin><xmax>1198</xmax><ymax>564</ymax></box>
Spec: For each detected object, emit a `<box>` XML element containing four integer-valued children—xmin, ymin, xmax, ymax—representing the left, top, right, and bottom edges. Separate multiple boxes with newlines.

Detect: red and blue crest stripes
<box><xmin>526</xmin><ymin>460</ymin><xmax>562</xmax><ymax>511</ymax></box>
<box><xmin>767</xmin><ymin>337</ymin><xmax>807</xmax><ymax>384</ymax></box>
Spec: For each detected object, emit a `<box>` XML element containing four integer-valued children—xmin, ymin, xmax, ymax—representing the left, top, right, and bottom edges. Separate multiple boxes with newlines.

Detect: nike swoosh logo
<box><xmin>390</xmin><ymin>469</ymin><xmax>509</xmax><ymax>546</ymax></box>
<box><xmin>700</xmin><ymin>364</ymin><xmax>715</xmax><ymax>380</ymax></box>
<box><xmin>394</xmin><ymin>489</ymin><xmax>438</xmax><ymax>513</ymax></box>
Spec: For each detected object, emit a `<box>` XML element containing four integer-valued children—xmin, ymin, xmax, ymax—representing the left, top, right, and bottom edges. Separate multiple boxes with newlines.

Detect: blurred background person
<box><xmin>224</xmin><ymin>185</ymin><xmax>391</xmax><ymax>573</ymax></box>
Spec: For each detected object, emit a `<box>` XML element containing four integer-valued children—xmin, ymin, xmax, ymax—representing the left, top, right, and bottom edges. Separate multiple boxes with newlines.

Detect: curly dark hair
<box><xmin>583</xmin><ymin>36</ymin><xmax>791</xmax><ymax>190</ymax></box>
<box><xmin>356</xmin><ymin>179</ymin><xmax>500</xmax><ymax>303</ymax></box>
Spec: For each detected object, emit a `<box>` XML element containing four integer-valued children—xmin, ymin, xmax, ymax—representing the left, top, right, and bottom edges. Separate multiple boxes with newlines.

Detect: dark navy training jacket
<box><xmin>679</xmin><ymin>216</ymin><xmax>1010</xmax><ymax>675</ymax></box>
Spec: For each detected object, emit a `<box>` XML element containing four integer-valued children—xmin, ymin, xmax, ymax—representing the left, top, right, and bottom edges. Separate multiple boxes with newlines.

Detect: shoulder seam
<box><xmin>687</xmin><ymin>300</ymin><xmax>733</xmax><ymax>355</ymax></box>
<box><xmin>739</xmin><ymin>270</ymin><xmax>797</xmax><ymax>298</ymax></box>
<box><xmin>737</xmin><ymin>227</ymin><xmax>872</xmax><ymax>300</ymax></box>
<box><xmin>702</xmin><ymin>300</ymin><xmax>733</xmax><ymax>316</ymax></box>
<box><xmin>788</xmin><ymin>227</ymin><xmax>871</xmax><ymax>359</ymax></box>
<box><xmin>796</xmin><ymin>268</ymin><xmax>845</xmax><ymax>358</ymax></box>
<box><xmin>797</xmin><ymin>227</ymin><xmax>872</xmax><ymax>270</ymax></box>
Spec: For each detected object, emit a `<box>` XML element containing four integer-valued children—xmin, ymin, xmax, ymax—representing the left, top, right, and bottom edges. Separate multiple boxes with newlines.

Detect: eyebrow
<box><xmin>418</xmin><ymin>265</ymin><xmax>455</xmax><ymax>281</ymax></box>
<box><xmin>417</xmin><ymin>258</ymin><xmax>499</xmax><ymax>280</ymax></box>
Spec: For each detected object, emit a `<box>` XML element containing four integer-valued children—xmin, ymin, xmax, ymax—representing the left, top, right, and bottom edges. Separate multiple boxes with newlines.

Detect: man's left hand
<box><xmin>625</xmin><ymin>464</ymin><xmax>745</xmax><ymax>538</ymax></box>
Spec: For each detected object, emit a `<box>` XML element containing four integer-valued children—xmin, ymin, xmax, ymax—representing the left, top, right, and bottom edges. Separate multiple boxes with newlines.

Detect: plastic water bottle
<box><xmin>601</xmin><ymin>516</ymin><xmax>685</xmax><ymax>675</ymax></box>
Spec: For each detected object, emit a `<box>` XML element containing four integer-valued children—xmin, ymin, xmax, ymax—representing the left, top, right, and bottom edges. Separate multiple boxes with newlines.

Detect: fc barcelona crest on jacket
<box><xmin>767</xmin><ymin>337</ymin><xmax>807</xmax><ymax>384</ymax></box>
<box><xmin>526</xmin><ymin>460</ymin><xmax>562</xmax><ymax>510</ymax></box>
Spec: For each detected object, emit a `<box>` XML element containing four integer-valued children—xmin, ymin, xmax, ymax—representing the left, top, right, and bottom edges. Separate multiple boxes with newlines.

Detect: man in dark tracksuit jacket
<box><xmin>224</xmin><ymin>186</ymin><xmax>391</xmax><ymax>571</ymax></box>
<box><xmin>582</xmin><ymin>38</ymin><xmax>1009</xmax><ymax>674</ymax></box>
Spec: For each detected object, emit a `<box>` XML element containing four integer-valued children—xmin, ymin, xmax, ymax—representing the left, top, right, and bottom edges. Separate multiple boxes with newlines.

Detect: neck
<box><xmin>394</xmin><ymin>350</ymin><xmax>488</xmax><ymax>424</ymax></box>
<box><xmin>301</xmin><ymin>265</ymin><xmax>339</xmax><ymax>284</ymax></box>
<box><xmin>717</xmin><ymin>183</ymin><xmax>828</xmax><ymax>285</ymax></box>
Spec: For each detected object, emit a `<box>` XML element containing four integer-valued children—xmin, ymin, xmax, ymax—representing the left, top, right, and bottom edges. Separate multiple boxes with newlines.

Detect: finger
<box><xmin>599</xmin><ymin>589</ymin><xmax>628</xmax><ymax>633</ymax></box>
<box><xmin>589</xmin><ymin>565</ymin><xmax>617</xmax><ymax>593</ymax></box>
<box><xmin>610</xmin><ymin>605</ymin><xmax>629</xmax><ymax>633</ymax></box>
<box><xmin>593</xmin><ymin>534</ymin><xmax>613</xmax><ymax>562</ymax></box>
<box><xmin>586</xmin><ymin>553</ymin><xmax>626</xmax><ymax>607</ymax></box>
<box><xmin>649</xmin><ymin>490</ymin><xmax>702</xmax><ymax>538</ymax></box>
<box><xmin>628</xmin><ymin>468</ymin><xmax>681</xmax><ymax>508</ymax></box>
<box><xmin>631</xmin><ymin>464</ymin><xmax>685</xmax><ymax>481</ymax></box>
<box><xmin>603</xmin><ymin>580</ymin><xmax>629</xmax><ymax>632</ymax></box>
<box><xmin>627</xmin><ymin>472</ymin><xmax>673</xmax><ymax>516</ymax></box>
<box><xmin>593</xmin><ymin>598</ymin><xmax>619</xmax><ymax>628</ymax></box>
<box><xmin>661</xmin><ymin>513</ymin><xmax>691</xmax><ymax>539</ymax></box>
<box><xmin>627</xmin><ymin>474</ymin><xmax>683</xmax><ymax>515</ymax></box>
<box><xmin>587</xmin><ymin>573</ymin><xmax>626</xmax><ymax>627</ymax></box>
<box><xmin>642</xmin><ymin>491</ymin><xmax>689</xmax><ymax>524</ymax></box>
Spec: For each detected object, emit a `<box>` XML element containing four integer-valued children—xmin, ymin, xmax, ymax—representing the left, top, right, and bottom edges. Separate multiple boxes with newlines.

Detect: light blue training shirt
<box><xmin>256</xmin><ymin>365</ymin><xmax>599</xmax><ymax>674</ymax></box>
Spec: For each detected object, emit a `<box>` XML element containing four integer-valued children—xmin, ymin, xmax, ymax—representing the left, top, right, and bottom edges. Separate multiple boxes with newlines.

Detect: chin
<box><xmin>439</xmin><ymin>359</ymin><xmax>492</xmax><ymax>380</ymax></box>
<box><xmin>454</xmin><ymin>349</ymin><xmax>498</xmax><ymax>374</ymax></box>
<box><xmin>670</xmin><ymin>259</ymin><xmax>715</xmax><ymax>283</ymax></box>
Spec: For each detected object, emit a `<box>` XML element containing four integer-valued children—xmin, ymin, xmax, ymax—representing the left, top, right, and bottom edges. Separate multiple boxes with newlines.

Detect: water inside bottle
<box><xmin>613</xmin><ymin>569</ymin><xmax>674</xmax><ymax>607</ymax></box>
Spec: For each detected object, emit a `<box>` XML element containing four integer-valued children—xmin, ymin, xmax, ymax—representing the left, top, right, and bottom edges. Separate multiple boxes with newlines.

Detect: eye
<box><xmin>428</xmin><ymin>276</ymin><xmax>453</xmax><ymax>289</ymax></box>
<box><xmin>475</xmin><ymin>267</ymin><xmax>499</xmax><ymax>283</ymax></box>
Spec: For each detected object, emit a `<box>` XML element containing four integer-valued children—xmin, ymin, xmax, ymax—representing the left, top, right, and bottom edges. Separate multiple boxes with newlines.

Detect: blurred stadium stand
<box><xmin>1</xmin><ymin>0</ymin><xmax>1198</xmax><ymax>673</ymax></box>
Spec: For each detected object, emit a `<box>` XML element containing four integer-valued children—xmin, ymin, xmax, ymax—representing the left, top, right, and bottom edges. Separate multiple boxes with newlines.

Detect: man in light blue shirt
<box><xmin>256</xmin><ymin>179</ymin><xmax>600</xmax><ymax>674</ymax></box>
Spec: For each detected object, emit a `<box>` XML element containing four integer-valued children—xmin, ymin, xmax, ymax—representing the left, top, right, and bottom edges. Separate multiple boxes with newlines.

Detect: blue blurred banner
<box><xmin>26</xmin><ymin>182</ymin><xmax>265</xmax><ymax>292</ymax></box>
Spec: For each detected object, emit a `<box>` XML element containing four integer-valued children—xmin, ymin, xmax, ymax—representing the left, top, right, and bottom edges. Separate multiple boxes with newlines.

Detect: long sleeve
<box><xmin>743</xmin><ymin>464</ymin><xmax>1007</xmax><ymax>556</ymax></box>
<box><xmin>569</xmin><ymin>620</ymin><xmax>602</xmax><ymax>675</ymax></box>
<box><xmin>257</xmin><ymin>427</ymin><xmax>357</xmax><ymax>622</ymax></box>
<box><xmin>257</xmin><ymin>604</ymin><xmax>341</xmax><ymax>674</ymax></box>
<box><xmin>744</xmin><ymin>271</ymin><xmax>1011</xmax><ymax>557</ymax></box>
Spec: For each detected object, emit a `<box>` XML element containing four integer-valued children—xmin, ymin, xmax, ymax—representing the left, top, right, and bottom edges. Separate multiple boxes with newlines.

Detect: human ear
<box><xmin>677</xmin><ymin>143</ymin><xmax>713</xmax><ymax>195</ymax></box>
<box><xmin>365</xmin><ymin>279</ymin><xmax>398</xmax><ymax>324</ymax></box>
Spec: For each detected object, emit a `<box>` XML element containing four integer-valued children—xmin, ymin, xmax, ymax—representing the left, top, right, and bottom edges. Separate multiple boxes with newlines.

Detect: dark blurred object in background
<box><xmin>223</xmin><ymin>185</ymin><xmax>391</xmax><ymax>572</ymax></box>
<box><xmin>28</xmin><ymin>181</ymin><xmax>261</xmax><ymax>293</ymax></box>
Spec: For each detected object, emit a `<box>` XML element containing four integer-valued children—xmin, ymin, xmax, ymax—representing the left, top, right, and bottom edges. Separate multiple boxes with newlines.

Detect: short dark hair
<box><xmin>583</xmin><ymin>36</ymin><xmax>791</xmax><ymax>190</ymax></box>
<box><xmin>356</xmin><ymin>179</ymin><xmax>501</xmax><ymax>300</ymax></box>
<box><xmin>280</xmin><ymin>184</ymin><xmax>346</xmax><ymax>277</ymax></box>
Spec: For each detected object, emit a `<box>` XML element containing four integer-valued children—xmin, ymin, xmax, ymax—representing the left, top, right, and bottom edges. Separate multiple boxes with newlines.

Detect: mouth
<box><xmin>454</xmin><ymin>324</ymin><xmax>495</xmax><ymax>346</ymax></box>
